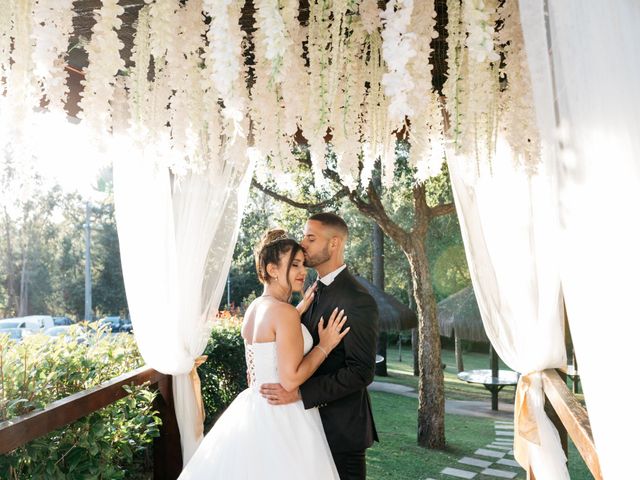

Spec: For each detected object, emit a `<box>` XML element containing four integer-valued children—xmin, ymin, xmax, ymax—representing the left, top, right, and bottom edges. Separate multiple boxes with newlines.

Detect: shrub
<box><xmin>0</xmin><ymin>323</ymin><xmax>161</xmax><ymax>479</ymax></box>
<box><xmin>200</xmin><ymin>314</ymin><xmax>247</xmax><ymax>429</ymax></box>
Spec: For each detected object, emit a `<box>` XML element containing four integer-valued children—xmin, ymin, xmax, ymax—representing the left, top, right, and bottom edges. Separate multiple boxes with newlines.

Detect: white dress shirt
<box><xmin>318</xmin><ymin>264</ymin><xmax>347</xmax><ymax>286</ymax></box>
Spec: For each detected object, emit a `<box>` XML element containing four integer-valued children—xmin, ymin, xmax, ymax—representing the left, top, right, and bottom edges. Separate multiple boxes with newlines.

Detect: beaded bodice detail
<box><xmin>245</xmin><ymin>324</ymin><xmax>313</xmax><ymax>387</ymax></box>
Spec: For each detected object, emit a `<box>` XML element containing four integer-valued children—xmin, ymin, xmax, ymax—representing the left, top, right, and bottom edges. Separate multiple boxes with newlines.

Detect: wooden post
<box><xmin>372</xmin><ymin>208</ymin><xmax>388</xmax><ymax>377</ymax></box>
<box><xmin>375</xmin><ymin>331</ymin><xmax>388</xmax><ymax>376</ymax></box>
<box><xmin>572</xmin><ymin>352</ymin><xmax>580</xmax><ymax>394</ymax></box>
<box><xmin>153</xmin><ymin>375</ymin><xmax>183</xmax><ymax>480</ymax></box>
<box><xmin>545</xmin><ymin>370</ymin><xmax>569</xmax><ymax>458</ymax></box>
<box><xmin>454</xmin><ymin>329</ymin><xmax>464</xmax><ymax>372</ymax></box>
<box><xmin>490</xmin><ymin>344</ymin><xmax>499</xmax><ymax>410</ymax></box>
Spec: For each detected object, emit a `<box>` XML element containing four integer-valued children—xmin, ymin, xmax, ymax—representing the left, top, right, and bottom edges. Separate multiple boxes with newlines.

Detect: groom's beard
<box><xmin>303</xmin><ymin>246</ymin><xmax>331</xmax><ymax>269</ymax></box>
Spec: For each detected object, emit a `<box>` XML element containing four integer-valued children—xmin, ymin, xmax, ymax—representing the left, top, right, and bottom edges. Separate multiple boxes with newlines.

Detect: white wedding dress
<box><xmin>178</xmin><ymin>324</ymin><xmax>339</xmax><ymax>479</ymax></box>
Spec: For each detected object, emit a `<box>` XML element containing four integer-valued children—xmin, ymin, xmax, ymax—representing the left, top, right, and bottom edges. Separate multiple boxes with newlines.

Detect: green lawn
<box><xmin>368</xmin><ymin>346</ymin><xmax>593</xmax><ymax>479</ymax></box>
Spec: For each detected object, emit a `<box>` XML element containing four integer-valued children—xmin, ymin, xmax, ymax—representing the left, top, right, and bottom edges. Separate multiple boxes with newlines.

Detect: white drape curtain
<box><xmin>448</xmin><ymin>140</ymin><xmax>569</xmax><ymax>479</ymax></box>
<box><xmin>113</xmin><ymin>138</ymin><xmax>253</xmax><ymax>464</ymax></box>
<box><xmin>518</xmin><ymin>1</ymin><xmax>640</xmax><ymax>477</ymax></box>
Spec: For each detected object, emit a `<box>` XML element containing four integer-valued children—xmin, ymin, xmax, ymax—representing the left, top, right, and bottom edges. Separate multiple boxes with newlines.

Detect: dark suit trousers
<box><xmin>332</xmin><ymin>450</ymin><xmax>366</xmax><ymax>480</ymax></box>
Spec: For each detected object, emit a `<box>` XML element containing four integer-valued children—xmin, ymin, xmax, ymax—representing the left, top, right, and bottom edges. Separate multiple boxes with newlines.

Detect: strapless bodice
<box><xmin>245</xmin><ymin>324</ymin><xmax>313</xmax><ymax>386</ymax></box>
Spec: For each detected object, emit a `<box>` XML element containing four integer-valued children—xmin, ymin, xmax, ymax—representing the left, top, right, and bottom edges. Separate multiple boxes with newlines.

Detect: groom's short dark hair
<box><xmin>309</xmin><ymin>212</ymin><xmax>349</xmax><ymax>238</ymax></box>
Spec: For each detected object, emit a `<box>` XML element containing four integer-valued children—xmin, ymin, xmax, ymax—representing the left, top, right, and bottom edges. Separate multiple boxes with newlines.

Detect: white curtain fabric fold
<box><xmin>113</xmin><ymin>138</ymin><xmax>253</xmax><ymax>463</ymax></box>
<box><xmin>519</xmin><ymin>1</ymin><xmax>640</xmax><ymax>477</ymax></box>
<box><xmin>447</xmin><ymin>140</ymin><xmax>568</xmax><ymax>479</ymax></box>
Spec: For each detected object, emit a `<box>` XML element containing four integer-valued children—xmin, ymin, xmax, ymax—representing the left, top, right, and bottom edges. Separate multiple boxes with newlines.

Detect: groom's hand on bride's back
<box><xmin>260</xmin><ymin>383</ymin><xmax>301</xmax><ymax>405</ymax></box>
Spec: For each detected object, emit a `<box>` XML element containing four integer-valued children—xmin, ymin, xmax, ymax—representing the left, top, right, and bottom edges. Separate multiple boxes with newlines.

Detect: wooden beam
<box><xmin>541</xmin><ymin>369</ymin><xmax>603</xmax><ymax>480</ymax></box>
<box><xmin>0</xmin><ymin>366</ymin><xmax>164</xmax><ymax>455</ymax></box>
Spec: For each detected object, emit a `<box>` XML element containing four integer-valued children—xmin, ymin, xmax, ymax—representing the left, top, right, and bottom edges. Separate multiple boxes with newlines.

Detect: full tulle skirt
<box><xmin>178</xmin><ymin>387</ymin><xmax>339</xmax><ymax>479</ymax></box>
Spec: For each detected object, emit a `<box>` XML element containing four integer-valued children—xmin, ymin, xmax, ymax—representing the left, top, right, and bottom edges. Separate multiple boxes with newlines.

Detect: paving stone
<box><xmin>474</xmin><ymin>448</ymin><xmax>505</xmax><ymax>458</ymax></box>
<box><xmin>458</xmin><ymin>457</ymin><xmax>492</xmax><ymax>468</ymax></box>
<box><xmin>496</xmin><ymin>458</ymin><xmax>521</xmax><ymax>468</ymax></box>
<box><xmin>487</xmin><ymin>444</ymin><xmax>513</xmax><ymax>451</ymax></box>
<box><xmin>495</xmin><ymin>431</ymin><xmax>514</xmax><ymax>436</ymax></box>
<box><xmin>494</xmin><ymin>421</ymin><xmax>514</xmax><ymax>425</ymax></box>
<box><xmin>493</xmin><ymin>439</ymin><xmax>513</xmax><ymax>443</ymax></box>
<box><xmin>481</xmin><ymin>467</ymin><xmax>518</xmax><ymax>478</ymax></box>
<box><xmin>441</xmin><ymin>467</ymin><xmax>477</xmax><ymax>479</ymax></box>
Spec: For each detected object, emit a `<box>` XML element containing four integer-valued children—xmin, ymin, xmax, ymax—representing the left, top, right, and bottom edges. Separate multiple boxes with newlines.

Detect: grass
<box><xmin>367</xmin><ymin>346</ymin><xmax>593</xmax><ymax>479</ymax></box>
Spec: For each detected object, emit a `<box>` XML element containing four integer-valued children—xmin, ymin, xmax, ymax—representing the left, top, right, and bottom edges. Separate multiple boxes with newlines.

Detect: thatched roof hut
<box><xmin>437</xmin><ymin>286</ymin><xmax>489</xmax><ymax>343</ymax></box>
<box><xmin>355</xmin><ymin>276</ymin><xmax>417</xmax><ymax>332</ymax></box>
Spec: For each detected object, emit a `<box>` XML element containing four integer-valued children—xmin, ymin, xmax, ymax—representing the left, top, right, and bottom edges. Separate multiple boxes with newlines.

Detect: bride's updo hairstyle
<box><xmin>255</xmin><ymin>229</ymin><xmax>303</xmax><ymax>290</ymax></box>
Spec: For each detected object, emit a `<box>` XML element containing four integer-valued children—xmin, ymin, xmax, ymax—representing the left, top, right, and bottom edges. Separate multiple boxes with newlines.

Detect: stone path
<box><xmin>435</xmin><ymin>421</ymin><xmax>524</xmax><ymax>480</ymax></box>
<box><xmin>368</xmin><ymin>382</ymin><xmax>525</xmax><ymax>479</ymax></box>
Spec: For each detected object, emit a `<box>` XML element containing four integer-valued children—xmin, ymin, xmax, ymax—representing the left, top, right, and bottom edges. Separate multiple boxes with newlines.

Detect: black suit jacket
<box><xmin>299</xmin><ymin>267</ymin><xmax>379</xmax><ymax>453</ymax></box>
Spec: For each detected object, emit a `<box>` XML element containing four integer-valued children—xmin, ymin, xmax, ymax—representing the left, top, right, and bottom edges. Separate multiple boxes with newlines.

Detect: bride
<box><xmin>178</xmin><ymin>229</ymin><xmax>349</xmax><ymax>479</ymax></box>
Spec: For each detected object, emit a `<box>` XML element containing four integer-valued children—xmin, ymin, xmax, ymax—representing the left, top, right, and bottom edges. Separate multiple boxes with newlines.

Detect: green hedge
<box><xmin>0</xmin><ymin>318</ymin><xmax>249</xmax><ymax>478</ymax></box>
<box><xmin>0</xmin><ymin>324</ymin><xmax>160</xmax><ymax>480</ymax></box>
<box><xmin>200</xmin><ymin>316</ymin><xmax>248</xmax><ymax>429</ymax></box>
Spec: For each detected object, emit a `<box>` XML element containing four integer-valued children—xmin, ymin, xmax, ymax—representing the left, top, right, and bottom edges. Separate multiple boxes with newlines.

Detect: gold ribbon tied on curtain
<box><xmin>189</xmin><ymin>355</ymin><xmax>208</xmax><ymax>439</ymax></box>
<box><xmin>514</xmin><ymin>372</ymin><xmax>542</xmax><ymax>479</ymax></box>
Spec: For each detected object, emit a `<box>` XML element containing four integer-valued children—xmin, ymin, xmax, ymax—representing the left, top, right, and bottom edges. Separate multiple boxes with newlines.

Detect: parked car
<box><xmin>44</xmin><ymin>326</ymin><xmax>87</xmax><ymax>343</ymax></box>
<box><xmin>120</xmin><ymin>318</ymin><xmax>133</xmax><ymax>333</ymax></box>
<box><xmin>0</xmin><ymin>327</ymin><xmax>25</xmax><ymax>341</ymax></box>
<box><xmin>0</xmin><ymin>318</ymin><xmax>42</xmax><ymax>332</ymax></box>
<box><xmin>52</xmin><ymin>316</ymin><xmax>73</xmax><ymax>326</ymax></box>
<box><xmin>0</xmin><ymin>319</ymin><xmax>22</xmax><ymax>329</ymax></box>
<box><xmin>98</xmin><ymin>316</ymin><xmax>123</xmax><ymax>332</ymax></box>
<box><xmin>20</xmin><ymin>315</ymin><xmax>55</xmax><ymax>330</ymax></box>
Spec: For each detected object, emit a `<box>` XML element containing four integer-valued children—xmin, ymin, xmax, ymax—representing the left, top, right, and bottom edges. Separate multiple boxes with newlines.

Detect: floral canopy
<box><xmin>0</xmin><ymin>0</ymin><xmax>537</xmax><ymax>188</ymax></box>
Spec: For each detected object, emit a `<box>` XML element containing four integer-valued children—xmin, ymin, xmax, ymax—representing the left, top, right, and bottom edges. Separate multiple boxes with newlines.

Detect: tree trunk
<box><xmin>409</xmin><ymin>276</ymin><xmax>419</xmax><ymax>376</ymax></box>
<box><xmin>411</xmin><ymin>328</ymin><xmax>419</xmax><ymax>376</ymax></box>
<box><xmin>405</xmin><ymin>240</ymin><xmax>445</xmax><ymax>449</ymax></box>
<box><xmin>19</xmin><ymin>246</ymin><xmax>28</xmax><ymax>316</ymax></box>
<box><xmin>454</xmin><ymin>329</ymin><xmax>464</xmax><ymax>372</ymax></box>
<box><xmin>3</xmin><ymin>209</ymin><xmax>18</xmax><ymax>315</ymax></box>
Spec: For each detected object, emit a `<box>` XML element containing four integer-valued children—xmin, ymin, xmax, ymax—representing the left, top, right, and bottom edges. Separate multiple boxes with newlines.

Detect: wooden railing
<box><xmin>530</xmin><ymin>368</ymin><xmax>603</xmax><ymax>480</ymax></box>
<box><xmin>0</xmin><ymin>366</ymin><xmax>182</xmax><ymax>480</ymax></box>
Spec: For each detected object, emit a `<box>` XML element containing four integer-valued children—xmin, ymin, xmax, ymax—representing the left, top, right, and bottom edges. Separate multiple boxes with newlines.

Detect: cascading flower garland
<box><xmin>444</xmin><ymin>0</ymin><xmax>501</xmax><ymax>162</ymax></box>
<box><xmin>203</xmin><ymin>0</ymin><xmax>247</xmax><ymax>140</ymax></box>
<box><xmin>380</xmin><ymin>0</ymin><xmax>416</xmax><ymax>186</ymax></box>
<box><xmin>3</xmin><ymin>0</ymin><xmax>37</xmax><ymax>168</ymax></box>
<box><xmin>280</xmin><ymin>0</ymin><xmax>309</xmax><ymax>138</ymax></box>
<box><xmin>31</xmin><ymin>0</ymin><xmax>75</xmax><ymax>114</ymax></box>
<box><xmin>1</xmin><ymin>0</ymin><xmax>544</xmax><ymax>188</ymax></box>
<box><xmin>497</xmin><ymin>0</ymin><xmax>541</xmax><ymax>172</ymax></box>
<box><xmin>405</xmin><ymin>0</ymin><xmax>445</xmax><ymax>182</ymax></box>
<box><xmin>306</xmin><ymin>0</ymin><xmax>333</xmax><ymax>184</ymax></box>
<box><xmin>78</xmin><ymin>0</ymin><xmax>126</xmax><ymax>138</ymax></box>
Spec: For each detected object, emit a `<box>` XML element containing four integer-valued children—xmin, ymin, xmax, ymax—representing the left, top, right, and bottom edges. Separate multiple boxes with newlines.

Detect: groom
<box><xmin>260</xmin><ymin>212</ymin><xmax>379</xmax><ymax>480</ymax></box>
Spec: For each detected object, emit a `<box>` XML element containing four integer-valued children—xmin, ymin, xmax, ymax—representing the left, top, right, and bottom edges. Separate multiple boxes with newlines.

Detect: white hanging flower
<box><xmin>281</xmin><ymin>0</ymin><xmax>308</xmax><ymax>136</ymax></box>
<box><xmin>256</xmin><ymin>0</ymin><xmax>290</xmax><ymax>85</ymax></box>
<box><xmin>78</xmin><ymin>0</ymin><xmax>126</xmax><ymax>137</ymax></box>
<box><xmin>3</xmin><ymin>0</ymin><xmax>38</xmax><ymax>169</ymax></box>
<box><xmin>31</xmin><ymin>0</ymin><xmax>75</xmax><ymax>113</ymax></box>
<box><xmin>128</xmin><ymin>4</ymin><xmax>152</xmax><ymax>139</ymax></box>
<box><xmin>497</xmin><ymin>0</ymin><xmax>540</xmax><ymax>172</ymax></box>
<box><xmin>380</xmin><ymin>0</ymin><xmax>416</xmax><ymax>129</ymax></box>
<box><xmin>465</xmin><ymin>0</ymin><xmax>500</xmax><ymax>63</ymax></box>
<box><xmin>361</xmin><ymin>28</ymin><xmax>387</xmax><ymax>188</ymax></box>
<box><xmin>202</xmin><ymin>0</ymin><xmax>247</xmax><ymax>140</ymax></box>
<box><xmin>0</xmin><ymin>1</ymin><xmax>14</xmax><ymax>86</ymax></box>
<box><xmin>406</xmin><ymin>0</ymin><xmax>445</xmax><ymax>180</ymax></box>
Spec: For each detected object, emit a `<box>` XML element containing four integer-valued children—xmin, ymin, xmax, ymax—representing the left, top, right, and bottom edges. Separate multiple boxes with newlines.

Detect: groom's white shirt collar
<box><xmin>319</xmin><ymin>264</ymin><xmax>347</xmax><ymax>286</ymax></box>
